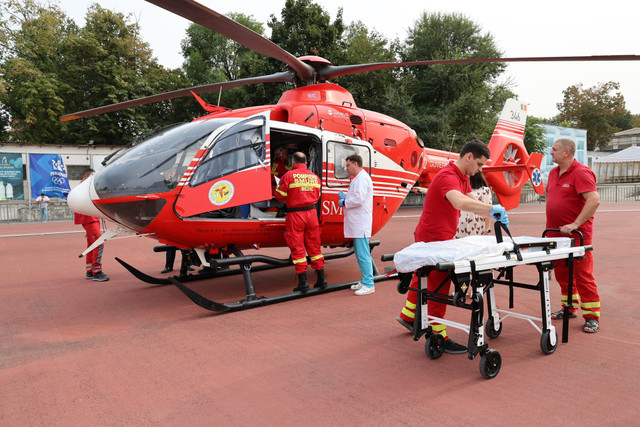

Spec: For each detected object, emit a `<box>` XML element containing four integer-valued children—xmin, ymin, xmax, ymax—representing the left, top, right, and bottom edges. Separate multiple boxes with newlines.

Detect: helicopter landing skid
<box><xmin>115</xmin><ymin>257</ymin><xmax>286</xmax><ymax>286</ymax></box>
<box><xmin>116</xmin><ymin>240</ymin><xmax>394</xmax><ymax>312</ymax></box>
<box><xmin>169</xmin><ymin>272</ymin><xmax>392</xmax><ymax>312</ymax></box>
<box><xmin>115</xmin><ymin>241</ymin><xmax>365</xmax><ymax>286</ymax></box>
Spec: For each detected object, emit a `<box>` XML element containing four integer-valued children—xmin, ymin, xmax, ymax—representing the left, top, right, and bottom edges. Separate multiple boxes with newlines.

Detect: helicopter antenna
<box><xmin>448</xmin><ymin>133</ymin><xmax>456</xmax><ymax>158</ymax></box>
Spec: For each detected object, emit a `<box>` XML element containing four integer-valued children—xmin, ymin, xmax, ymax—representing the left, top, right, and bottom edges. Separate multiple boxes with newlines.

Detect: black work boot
<box><xmin>314</xmin><ymin>269</ymin><xmax>328</xmax><ymax>289</ymax></box>
<box><xmin>293</xmin><ymin>272</ymin><xmax>309</xmax><ymax>293</ymax></box>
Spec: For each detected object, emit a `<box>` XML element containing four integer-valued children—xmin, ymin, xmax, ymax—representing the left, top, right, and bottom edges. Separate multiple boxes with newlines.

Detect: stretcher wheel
<box><xmin>424</xmin><ymin>334</ymin><xmax>445</xmax><ymax>359</ymax></box>
<box><xmin>397</xmin><ymin>281</ymin><xmax>409</xmax><ymax>294</ymax></box>
<box><xmin>479</xmin><ymin>349</ymin><xmax>501</xmax><ymax>379</ymax></box>
<box><xmin>485</xmin><ymin>317</ymin><xmax>502</xmax><ymax>339</ymax></box>
<box><xmin>396</xmin><ymin>272</ymin><xmax>413</xmax><ymax>294</ymax></box>
<box><xmin>540</xmin><ymin>330</ymin><xmax>558</xmax><ymax>355</ymax></box>
<box><xmin>453</xmin><ymin>291</ymin><xmax>465</xmax><ymax>307</ymax></box>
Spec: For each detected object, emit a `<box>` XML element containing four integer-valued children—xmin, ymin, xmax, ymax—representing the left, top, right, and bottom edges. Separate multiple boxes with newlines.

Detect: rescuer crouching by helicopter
<box><xmin>275</xmin><ymin>151</ymin><xmax>327</xmax><ymax>292</ymax></box>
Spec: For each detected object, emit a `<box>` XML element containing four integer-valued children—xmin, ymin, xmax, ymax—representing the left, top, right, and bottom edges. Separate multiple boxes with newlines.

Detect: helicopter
<box><xmin>63</xmin><ymin>0</ymin><xmax>640</xmax><ymax>312</ymax></box>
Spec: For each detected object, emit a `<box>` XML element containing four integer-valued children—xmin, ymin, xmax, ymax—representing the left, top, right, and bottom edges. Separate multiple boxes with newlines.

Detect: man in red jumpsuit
<box><xmin>74</xmin><ymin>169</ymin><xmax>109</xmax><ymax>282</ymax></box>
<box><xmin>272</xmin><ymin>146</ymin><xmax>292</xmax><ymax>183</ymax></box>
<box><xmin>275</xmin><ymin>151</ymin><xmax>326</xmax><ymax>292</ymax></box>
<box><xmin>269</xmin><ymin>146</ymin><xmax>291</xmax><ymax>214</ymax></box>
<box><xmin>397</xmin><ymin>140</ymin><xmax>509</xmax><ymax>353</ymax></box>
<box><xmin>546</xmin><ymin>138</ymin><xmax>601</xmax><ymax>333</ymax></box>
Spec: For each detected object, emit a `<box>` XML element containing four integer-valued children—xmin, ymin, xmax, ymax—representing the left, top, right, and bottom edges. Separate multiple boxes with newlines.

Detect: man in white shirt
<box><xmin>339</xmin><ymin>154</ymin><xmax>375</xmax><ymax>295</ymax></box>
<box><xmin>35</xmin><ymin>193</ymin><xmax>50</xmax><ymax>223</ymax></box>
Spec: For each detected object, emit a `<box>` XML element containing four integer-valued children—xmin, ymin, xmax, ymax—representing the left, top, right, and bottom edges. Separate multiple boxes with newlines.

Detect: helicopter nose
<box><xmin>67</xmin><ymin>175</ymin><xmax>108</xmax><ymax>219</ymax></box>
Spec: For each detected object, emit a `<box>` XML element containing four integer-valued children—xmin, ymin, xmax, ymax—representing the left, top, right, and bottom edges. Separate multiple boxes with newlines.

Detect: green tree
<box><xmin>0</xmin><ymin>0</ymin><xmax>74</xmax><ymax>143</ymax></box>
<box><xmin>268</xmin><ymin>0</ymin><xmax>344</xmax><ymax>61</ymax></box>
<box><xmin>523</xmin><ymin>116</ymin><xmax>547</xmax><ymax>155</ymax></box>
<box><xmin>396</xmin><ymin>12</ymin><xmax>513</xmax><ymax>150</ymax></box>
<box><xmin>557</xmin><ymin>81</ymin><xmax>632</xmax><ymax>150</ymax></box>
<box><xmin>1</xmin><ymin>1</ymin><xmax>195</xmax><ymax>145</ymax></box>
<box><xmin>61</xmin><ymin>4</ymin><xmax>194</xmax><ymax>145</ymax></box>
<box><xmin>180</xmin><ymin>13</ymin><xmax>273</xmax><ymax>108</ymax></box>
<box><xmin>264</xmin><ymin>0</ymin><xmax>345</xmax><ymax>104</ymax></box>
<box><xmin>333</xmin><ymin>21</ymin><xmax>396</xmax><ymax>111</ymax></box>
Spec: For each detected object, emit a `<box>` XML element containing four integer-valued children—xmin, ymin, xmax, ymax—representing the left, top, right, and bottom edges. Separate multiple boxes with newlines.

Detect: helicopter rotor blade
<box><xmin>318</xmin><ymin>54</ymin><xmax>640</xmax><ymax>80</ymax></box>
<box><xmin>60</xmin><ymin>71</ymin><xmax>294</xmax><ymax>122</ymax></box>
<box><xmin>146</xmin><ymin>0</ymin><xmax>315</xmax><ymax>81</ymax></box>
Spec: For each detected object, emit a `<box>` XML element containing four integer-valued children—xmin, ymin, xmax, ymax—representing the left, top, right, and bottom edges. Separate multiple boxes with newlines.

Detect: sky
<box><xmin>56</xmin><ymin>0</ymin><xmax>640</xmax><ymax>118</ymax></box>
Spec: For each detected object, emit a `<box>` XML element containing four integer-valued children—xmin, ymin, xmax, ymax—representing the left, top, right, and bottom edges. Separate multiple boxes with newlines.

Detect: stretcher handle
<box><xmin>494</xmin><ymin>221</ymin><xmax>523</xmax><ymax>261</ymax></box>
<box><xmin>543</xmin><ymin>228</ymin><xmax>583</xmax><ymax>344</ymax></box>
<box><xmin>380</xmin><ymin>254</ymin><xmax>395</xmax><ymax>262</ymax></box>
<box><xmin>542</xmin><ymin>228</ymin><xmax>584</xmax><ymax>246</ymax></box>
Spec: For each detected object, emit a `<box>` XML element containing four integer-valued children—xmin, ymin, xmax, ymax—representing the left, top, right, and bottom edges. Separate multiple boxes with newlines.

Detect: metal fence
<box><xmin>401</xmin><ymin>183</ymin><xmax>640</xmax><ymax>207</ymax></box>
<box><xmin>0</xmin><ymin>200</ymin><xmax>74</xmax><ymax>224</ymax></box>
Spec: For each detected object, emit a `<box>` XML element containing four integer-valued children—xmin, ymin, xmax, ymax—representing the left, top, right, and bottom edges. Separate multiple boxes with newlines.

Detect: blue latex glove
<box><xmin>489</xmin><ymin>204</ymin><xmax>509</xmax><ymax>227</ymax></box>
<box><xmin>338</xmin><ymin>190</ymin><xmax>345</xmax><ymax>207</ymax></box>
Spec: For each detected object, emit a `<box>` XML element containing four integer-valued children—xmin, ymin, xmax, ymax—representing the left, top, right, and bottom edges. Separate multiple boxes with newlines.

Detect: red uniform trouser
<box><xmin>83</xmin><ymin>221</ymin><xmax>104</xmax><ymax>274</ymax></box>
<box><xmin>284</xmin><ymin>210</ymin><xmax>324</xmax><ymax>274</ymax></box>
<box><xmin>553</xmin><ymin>239</ymin><xmax>600</xmax><ymax>321</ymax></box>
<box><xmin>399</xmin><ymin>269</ymin><xmax>452</xmax><ymax>337</ymax></box>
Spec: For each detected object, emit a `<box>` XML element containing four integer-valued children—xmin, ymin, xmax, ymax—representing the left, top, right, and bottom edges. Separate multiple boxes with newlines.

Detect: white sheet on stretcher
<box><xmin>393</xmin><ymin>235</ymin><xmax>572</xmax><ymax>273</ymax></box>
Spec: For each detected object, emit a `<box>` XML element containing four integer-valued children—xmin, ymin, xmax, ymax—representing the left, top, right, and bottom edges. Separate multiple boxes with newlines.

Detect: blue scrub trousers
<box><xmin>353</xmin><ymin>237</ymin><xmax>374</xmax><ymax>287</ymax></box>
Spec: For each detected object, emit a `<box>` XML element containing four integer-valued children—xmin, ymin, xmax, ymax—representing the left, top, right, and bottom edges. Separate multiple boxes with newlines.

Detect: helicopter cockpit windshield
<box><xmin>93</xmin><ymin>118</ymin><xmax>235</xmax><ymax>199</ymax></box>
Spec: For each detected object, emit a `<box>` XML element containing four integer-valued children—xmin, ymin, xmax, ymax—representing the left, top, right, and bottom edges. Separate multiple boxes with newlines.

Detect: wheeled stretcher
<box><xmin>387</xmin><ymin>224</ymin><xmax>592</xmax><ymax>379</ymax></box>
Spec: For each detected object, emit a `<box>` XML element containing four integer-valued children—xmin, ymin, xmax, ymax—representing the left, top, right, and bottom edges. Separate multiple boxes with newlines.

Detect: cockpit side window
<box><xmin>190</xmin><ymin>118</ymin><xmax>266</xmax><ymax>187</ymax></box>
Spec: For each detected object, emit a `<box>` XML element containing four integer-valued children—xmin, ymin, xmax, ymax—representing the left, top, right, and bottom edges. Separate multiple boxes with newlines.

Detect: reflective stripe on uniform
<box><xmin>581</xmin><ymin>301</ymin><xmax>601</xmax><ymax>309</ymax></box>
<box><xmin>581</xmin><ymin>301</ymin><xmax>601</xmax><ymax>318</ymax></box>
<box><xmin>561</xmin><ymin>293</ymin><xmax>580</xmax><ymax>303</ymax></box>
<box><xmin>309</xmin><ymin>254</ymin><xmax>324</xmax><ymax>261</ymax></box>
<box><xmin>432</xmin><ymin>324</ymin><xmax>447</xmax><ymax>337</ymax></box>
<box><xmin>276</xmin><ymin>189</ymin><xmax>287</xmax><ymax>197</ymax></box>
<box><xmin>405</xmin><ymin>300</ymin><xmax>416</xmax><ymax>310</ymax></box>
<box><xmin>289</xmin><ymin>182</ymin><xmax>320</xmax><ymax>189</ymax></box>
<box><xmin>401</xmin><ymin>307</ymin><xmax>415</xmax><ymax>320</ymax></box>
<box><xmin>581</xmin><ymin>309</ymin><xmax>601</xmax><ymax>318</ymax></box>
<box><xmin>292</xmin><ymin>257</ymin><xmax>307</xmax><ymax>265</ymax></box>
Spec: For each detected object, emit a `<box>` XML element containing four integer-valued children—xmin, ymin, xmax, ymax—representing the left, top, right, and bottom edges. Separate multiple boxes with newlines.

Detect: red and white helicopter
<box><xmin>63</xmin><ymin>0</ymin><xmax>638</xmax><ymax>311</ymax></box>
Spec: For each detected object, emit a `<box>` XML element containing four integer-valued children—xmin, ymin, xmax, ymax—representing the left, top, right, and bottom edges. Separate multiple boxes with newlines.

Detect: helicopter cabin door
<box><xmin>322</xmin><ymin>137</ymin><xmax>372</xmax><ymax>231</ymax></box>
<box><xmin>175</xmin><ymin>115</ymin><xmax>272</xmax><ymax>218</ymax></box>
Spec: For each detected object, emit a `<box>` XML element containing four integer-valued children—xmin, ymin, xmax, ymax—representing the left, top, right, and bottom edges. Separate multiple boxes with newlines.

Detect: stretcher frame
<box><xmin>396</xmin><ymin>225</ymin><xmax>592</xmax><ymax>379</ymax></box>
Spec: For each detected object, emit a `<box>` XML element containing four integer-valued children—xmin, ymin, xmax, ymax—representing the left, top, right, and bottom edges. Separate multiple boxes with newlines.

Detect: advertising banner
<box><xmin>29</xmin><ymin>154</ymin><xmax>71</xmax><ymax>199</ymax></box>
<box><xmin>0</xmin><ymin>153</ymin><xmax>24</xmax><ymax>200</ymax></box>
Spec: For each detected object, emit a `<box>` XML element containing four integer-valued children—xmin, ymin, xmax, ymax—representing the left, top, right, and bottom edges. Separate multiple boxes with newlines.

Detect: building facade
<box><xmin>537</xmin><ymin>124</ymin><xmax>588</xmax><ymax>179</ymax></box>
<box><xmin>0</xmin><ymin>143</ymin><xmax>119</xmax><ymax>200</ymax></box>
<box><xmin>606</xmin><ymin>127</ymin><xmax>640</xmax><ymax>150</ymax></box>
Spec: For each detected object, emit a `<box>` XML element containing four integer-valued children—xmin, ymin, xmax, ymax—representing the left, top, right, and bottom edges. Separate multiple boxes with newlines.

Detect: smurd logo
<box><xmin>531</xmin><ymin>168</ymin><xmax>542</xmax><ymax>187</ymax></box>
<box><xmin>209</xmin><ymin>180</ymin><xmax>234</xmax><ymax>206</ymax></box>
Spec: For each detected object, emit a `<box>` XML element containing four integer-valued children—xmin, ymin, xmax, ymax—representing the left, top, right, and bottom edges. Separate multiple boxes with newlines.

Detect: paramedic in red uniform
<box><xmin>272</xmin><ymin>146</ymin><xmax>292</xmax><ymax>184</ymax></box>
<box><xmin>275</xmin><ymin>151</ymin><xmax>326</xmax><ymax>292</ymax></box>
<box><xmin>396</xmin><ymin>140</ymin><xmax>509</xmax><ymax>353</ymax></box>
<box><xmin>74</xmin><ymin>169</ymin><xmax>109</xmax><ymax>282</ymax></box>
<box><xmin>546</xmin><ymin>138</ymin><xmax>601</xmax><ymax>333</ymax></box>
<box><xmin>269</xmin><ymin>146</ymin><xmax>291</xmax><ymax>213</ymax></box>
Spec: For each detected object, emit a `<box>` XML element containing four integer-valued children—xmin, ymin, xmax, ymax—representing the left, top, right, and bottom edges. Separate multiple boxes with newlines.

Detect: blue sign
<box><xmin>29</xmin><ymin>154</ymin><xmax>71</xmax><ymax>199</ymax></box>
<box><xmin>0</xmin><ymin>153</ymin><xmax>24</xmax><ymax>200</ymax></box>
